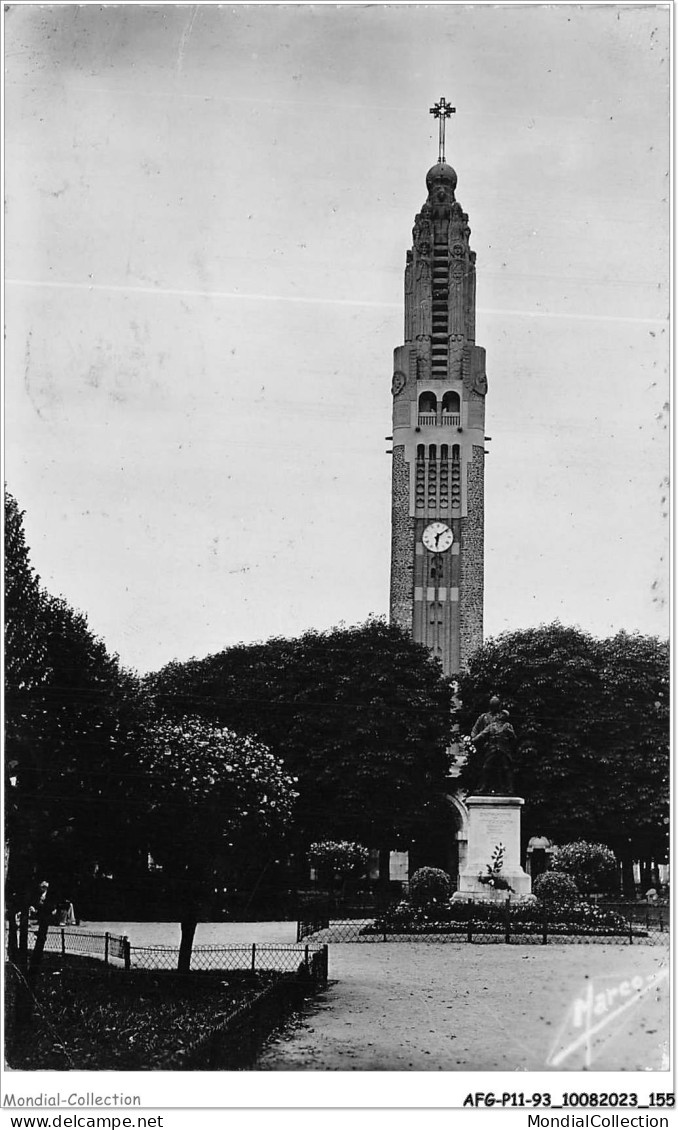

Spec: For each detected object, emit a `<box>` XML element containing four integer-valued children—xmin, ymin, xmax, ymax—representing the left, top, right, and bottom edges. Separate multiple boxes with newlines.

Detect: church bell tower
<box><xmin>389</xmin><ymin>100</ymin><xmax>487</xmax><ymax>675</ymax></box>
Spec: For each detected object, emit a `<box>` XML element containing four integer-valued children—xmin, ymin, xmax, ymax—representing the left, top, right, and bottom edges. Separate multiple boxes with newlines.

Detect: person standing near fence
<box><xmin>59</xmin><ymin>899</ymin><xmax>77</xmax><ymax>925</ymax></box>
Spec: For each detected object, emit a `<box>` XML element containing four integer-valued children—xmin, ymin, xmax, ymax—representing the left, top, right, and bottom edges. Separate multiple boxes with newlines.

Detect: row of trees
<box><xmin>5</xmin><ymin>494</ymin><xmax>302</xmax><ymax>973</ymax></box>
<box><xmin>144</xmin><ymin>619</ymin><xmax>453</xmax><ymax>853</ymax></box>
<box><xmin>6</xmin><ymin>491</ymin><xmax>136</xmax><ymax>945</ymax></box>
<box><xmin>5</xmin><ymin>490</ymin><xmax>670</xmax><ymax>972</ymax></box>
<box><xmin>458</xmin><ymin>624</ymin><xmax>670</xmax><ymax>885</ymax></box>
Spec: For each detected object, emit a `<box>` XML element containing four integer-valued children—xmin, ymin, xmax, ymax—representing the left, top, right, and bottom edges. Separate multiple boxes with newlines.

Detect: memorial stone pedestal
<box><xmin>454</xmin><ymin>795</ymin><xmax>532</xmax><ymax>901</ymax></box>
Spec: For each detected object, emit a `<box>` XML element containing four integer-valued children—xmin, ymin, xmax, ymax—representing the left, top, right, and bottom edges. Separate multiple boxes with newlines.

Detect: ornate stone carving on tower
<box><xmin>389</xmin><ymin>100</ymin><xmax>487</xmax><ymax>676</ymax></box>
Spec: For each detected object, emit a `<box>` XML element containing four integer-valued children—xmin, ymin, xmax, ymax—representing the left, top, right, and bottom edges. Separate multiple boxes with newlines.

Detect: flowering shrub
<box><xmin>533</xmin><ymin>871</ymin><xmax>580</xmax><ymax>904</ymax></box>
<box><xmin>372</xmin><ymin>899</ymin><xmax>438</xmax><ymax>932</ymax></box>
<box><xmin>136</xmin><ymin>715</ymin><xmax>298</xmax><ymax>864</ymax></box>
<box><xmin>307</xmin><ymin>840</ymin><xmax>368</xmax><ymax>877</ymax></box>
<box><xmin>135</xmin><ymin>715</ymin><xmax>299</xmax><ymax>970</ymax></box>
<box><xmin>537</xmin><ymin>902</ymin><xmax>629</xmax><ymax>935</ymax></box>
<box><xmin>409</xmin><ymin>867</ymin><xmax>452</xmax><ymax>908</ymax></box>
<box><xmin>551</xmin><ymin>841</ymin><xmax>618</xmax><ymax>894</ymax></box>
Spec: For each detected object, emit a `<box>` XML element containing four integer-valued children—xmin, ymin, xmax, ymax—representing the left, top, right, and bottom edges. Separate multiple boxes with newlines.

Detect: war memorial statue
<box><xmin>470</xmin><ymin>695</ymin><xmax>516</xmax><ymax>796</ymax></box>
<box><xmin>453</xmin><ymin>695</ymin><xmax>532</xmax><ymax>899</ymax></box>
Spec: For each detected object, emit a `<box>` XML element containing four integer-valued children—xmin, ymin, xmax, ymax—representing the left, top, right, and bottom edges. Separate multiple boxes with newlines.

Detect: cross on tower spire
<box><xmin>429</xmin><ymin>96</ymin><xmax>456</xmax><ymax>163</ymax></box>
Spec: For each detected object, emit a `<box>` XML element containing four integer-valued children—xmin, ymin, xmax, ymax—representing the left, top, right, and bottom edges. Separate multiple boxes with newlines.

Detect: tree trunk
<box><xmin>376</xmin><ymin>847</ymin><xmax>391</xmax><ymax>909</ymax></box>
<box><xmin>6</xmin><ymin>906</ymin><xmax>18</xmax><ymax>963</ymax></box>
<box><xmin>177</xmin><ymin>917</ymin><xmax>197</xmax><ymax>974</ymax></box>
<box><xmin>12</xmin><ymin>906</ymin><xmax>52</xmax><ymax>1030</ymax></box>
<box><xmin>378</xmin><ymin>847</ymin><xmax>391</xmax><ymax>884</ymax></box>
<box><xmin>620</xmin><ymin>854</ymin><xmax>635</xmax><ymax>899</ymax></box>
<box><xmin>8</xmin><ymin>905</ymin><xmax>34</xmax><ymax>1031</ymax></box>
<box><xmin>17</xmin><ymin>907</ymin><xmax>30</xmax><ymax>973</ymax></box>
<box><xmin>27</xmin><ymin>905</ymin><xmax>52</xmax><ymax>989</ymax></box>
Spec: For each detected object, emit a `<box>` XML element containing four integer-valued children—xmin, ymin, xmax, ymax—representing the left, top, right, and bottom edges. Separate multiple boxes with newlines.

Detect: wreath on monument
<box><xmin>478</xmin><ymin>842</ymin><xmax>514</xmax><ymax>892</ymax></box>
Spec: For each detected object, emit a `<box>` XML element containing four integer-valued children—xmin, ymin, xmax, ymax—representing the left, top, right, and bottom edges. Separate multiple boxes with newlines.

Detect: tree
<box><xmin>145</xmin><ymin>619</ymin><xmax>454</xmax><ymax>868</ymax></box>
<box><xmin>308</xmin><ymin>841</ymin><xmax>369</xmax><ymax>878</ymax></box>
<box><xmin>4</xmin><ymin>491</ymin><xmax>141</xmax><ymax>972</ymax></box>
<box><xmin>550</xmin><ymin>841</ymin><xmax>618</xmax><ymax>895</ymax></box>
<box><xmin>458</xmin><ymin>623</ymin><xmax>669</xmax><ymax>890</ymax></box>
<box><xmin>5</xmin><ymin>491</ymin><xmax>46</xmax><ymax>694</ymax></box>
<box><xmin>135</xmin><ymin>716</ymin><xmax>297</xmax><ymax>971</ymax></box>
<box><xmin>308</xmin><ymin>840</ymin><xmax>368</xmax><ymax>895</ymax></box>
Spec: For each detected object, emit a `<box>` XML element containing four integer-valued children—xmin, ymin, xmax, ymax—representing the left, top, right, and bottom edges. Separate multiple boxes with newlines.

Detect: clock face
<box><xmin>422</xmin><ymin>522</ymin><xmax>454</xmax><ymax>553</ymax></box>
<box><xmin>391</xmin><ymin>370</ymin><xmax>406</xmax><ymax>396</ymax></box>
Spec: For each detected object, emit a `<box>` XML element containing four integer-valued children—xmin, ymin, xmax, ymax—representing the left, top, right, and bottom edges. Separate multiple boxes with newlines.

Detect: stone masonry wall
<box><xmin>389</xmin><ymin>446</ymin><xmax>414</xmax><ymax>631</ymax></box>
<box><xmin>459</xmin><ymin>445</ymin><xmax>484</xmax><ymax>666</ymax></box>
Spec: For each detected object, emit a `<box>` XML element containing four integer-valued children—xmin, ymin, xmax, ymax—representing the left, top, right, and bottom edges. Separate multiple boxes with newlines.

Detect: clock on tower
<box><xmin>389</xmin><ymin>101</ymin><xmax>487</xmax><ymax>676</ymax></box>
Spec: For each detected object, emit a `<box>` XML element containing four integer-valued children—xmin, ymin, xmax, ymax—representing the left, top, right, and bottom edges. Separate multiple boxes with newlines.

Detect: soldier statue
<box><xmin>470</xmin><ymin>695</ymin><xmax>516</xmax><ymax>795</ymax></box>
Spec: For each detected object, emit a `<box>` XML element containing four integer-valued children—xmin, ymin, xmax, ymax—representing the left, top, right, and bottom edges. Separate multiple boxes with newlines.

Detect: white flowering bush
<box><xmin>308</xmin><ymin>840</ymin><xmax>369</xmax><ymax>878</ymax></box>
<box><xmin>137</xmin><ymin>715</ymin><xmax>298</xmax><ymax>869</ymax></box>
<box><xmin>135</xmin><ymin>715</ymin><xmax>298</xmax><ymax>971</ymax></box>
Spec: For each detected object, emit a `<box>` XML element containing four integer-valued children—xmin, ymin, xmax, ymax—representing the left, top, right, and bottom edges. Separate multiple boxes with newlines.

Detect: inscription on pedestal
<box><xmin>483</xmin><ymin>813</ymin><xmax>514</xmax><ymax>845</ymax></box>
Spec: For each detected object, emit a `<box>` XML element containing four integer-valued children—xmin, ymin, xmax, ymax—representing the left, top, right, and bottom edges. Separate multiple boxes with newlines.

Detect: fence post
<box><xmin>628</xmin><ymin>914</ymin><xmax>634</xmax><ymax>945</ymax></box>
<box><xmin>296</xmin><ymin>918</ymin><xmax>302</xmax><ymax>944</ymax></box>
<box><xmin>542</xmin><ymin>901</ymin><xmax>548</xmax><ymax>946</ymax></box>
<box><xmin>323</xmin><ymin>944</ymin><xmax>329</xmax><ymax>987</ymax></box>
<box><xmin>658</xmin><ymin>907</ymin><xmax>664</xmax><ymax>933</ymax></box>
<box><xmin>61</xmin><ymin>929</ymin><xmax>66</xmax><ymax>957</ymax></box>
<box><xmin>505</xmin><ymin>896</ymin><xmax>511</xmax><ymax>944</ymax></box>
<box><xmin>123</xmin><ymin>937</ymin><xmax>131</xmax><ymax>971</ymax></box>
<box><xmin>467</xmin><ymin>899</ymin><xmax>473</xmax><ymax>944</ymax></box>
<box><xmin>304</xmin><ymin>944</ymin><xmax>309</xmax><ymax>970</ymax></box>
<box><xmin>104</xmin><ymin>932</ymin><xmax>110</xmax><ymax>966</ymax></box>
<box><xmin>251</xmin><ymin>943</ymin><xmax>256</xmax><ymax>973</ymax></box>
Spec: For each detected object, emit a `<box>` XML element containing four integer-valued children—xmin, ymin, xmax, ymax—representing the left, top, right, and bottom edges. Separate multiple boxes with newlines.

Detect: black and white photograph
<box><xmin>3</xmin><ymin>0</ymin><xmax>671</xmax><ymax>1114</ymax></box>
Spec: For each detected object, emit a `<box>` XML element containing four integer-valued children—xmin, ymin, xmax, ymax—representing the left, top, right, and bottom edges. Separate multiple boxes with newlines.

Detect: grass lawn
<box><xmin>5</xmin><ymin>953</ymin><xmax>276</xmax><ymax>1070</ymax></box>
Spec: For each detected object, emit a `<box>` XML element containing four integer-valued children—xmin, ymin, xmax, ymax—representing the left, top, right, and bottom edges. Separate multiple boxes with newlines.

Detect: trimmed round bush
<box><xmin>409</xmin><ymin>867</ymin><xmax>452</xmax><ymax>908</ymax></box>
<box><xmin>550</xmin><ymin>841</ymin><xmax>618</xmax><ymax>895</ymax></box>
<box><xmin>533</xmin><ymin>871</ymin><xmax>580</xmax><ymax>903</ymax></box>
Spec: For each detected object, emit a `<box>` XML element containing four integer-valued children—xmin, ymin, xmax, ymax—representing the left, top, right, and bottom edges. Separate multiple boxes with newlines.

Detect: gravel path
<box><xmin>81</xmin><ymin>923</ymin><xmax>668</xmax><ymax>1072</ymax></box>
<box><xmin>258</xmin><ymin>943</ymin><xmax>669</xmax><ymax>1072</ymax></box>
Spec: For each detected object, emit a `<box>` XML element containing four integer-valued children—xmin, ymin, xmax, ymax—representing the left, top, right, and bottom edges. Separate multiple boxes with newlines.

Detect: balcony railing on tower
<box><xmin>417</xmin><ymin>411</ymin><xmax>461</xmax><ymax>427</ymax></box>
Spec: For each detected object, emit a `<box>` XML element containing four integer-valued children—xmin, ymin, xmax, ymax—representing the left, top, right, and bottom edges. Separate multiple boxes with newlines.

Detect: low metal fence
<box><xmin>296</xmin><ymin>899</ymin><xmax>670</xmax><ymax>946</ymax></box>
<box><xmin>158</xmin><ymin>949</ymin><xmax>330</xmax><ymax>1070</ymax></box>
<box><xmin>297</xmin><ymin>906</ymin><xmax>331</xmax><ymax>942</ymax></box>
<box><xmin>130</xmin><ymin>941</ymin><xmax>329</xmax><ymax>976</ymax></box>
<box><xmin>18</xmin><ymin>927</ymin><xmax>130</xmax><ymax>965</ymax></box>
<box><xmin>11</xmin><ymin>930</ymin><xmax>330</xmax><ymax>980</ymax></box>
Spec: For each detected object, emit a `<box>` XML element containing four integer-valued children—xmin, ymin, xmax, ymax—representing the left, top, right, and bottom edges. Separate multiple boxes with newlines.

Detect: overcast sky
<box><xmin>5</xmin><ymin>3</ymin><xmax>670</xmax><ymax>675</ymax></box>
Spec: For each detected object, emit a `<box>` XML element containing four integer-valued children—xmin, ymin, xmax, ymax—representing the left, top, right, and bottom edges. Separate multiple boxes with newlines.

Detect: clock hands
<box><xmin>422</xmin><ymin>523</ymin><xmax>453</xmax><ymax>552</ymax></box>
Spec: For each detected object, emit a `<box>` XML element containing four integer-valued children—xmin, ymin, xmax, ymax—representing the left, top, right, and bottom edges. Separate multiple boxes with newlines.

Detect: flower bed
<box><xmin>5</xmin><ymin>954</ymin><xmax>281</xmax><ymax>1070</ymax></box>
<box><xmin>363</xmin><ymin>897</ymin><xmax>632</xmax><ymax>938</ymax></box>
